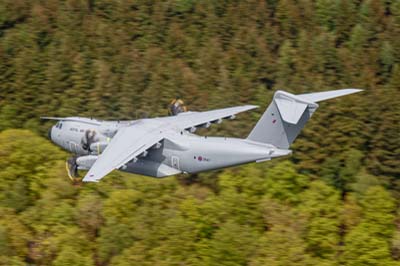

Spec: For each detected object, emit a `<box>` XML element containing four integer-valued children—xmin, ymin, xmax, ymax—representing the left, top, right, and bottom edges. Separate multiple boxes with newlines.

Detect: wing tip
<box><xmin>82</xmin><ymin>178</ymin><xmax>100</xmax><ymax>183</ymax></box>
<box><xmin>40</xmin><ymin>116</ymin><xmax>64</xmax><ymax>120</ymax></box>
<box><xmin>333</xmin><ymin>88</ymin><xmax>364</xmax><ymax>97</ymax></box>
<box><xmin>245</xmin><ymin>105</ymin><xmax>259</xmax><ymax>109</ymax></box>
<box><xmin>82</xmin><ymin>173</ymin><xmax>100</xmax><ymax>182</ymax></box>
<box><xmin>82</xmin><ymin>179</ymin><xmax>100</xmax><ymax>183</ymax></box>
<box><xmin>340</xmin><ymin>88</ymin><xmax>364</xmax><ymax>93</ymax></box>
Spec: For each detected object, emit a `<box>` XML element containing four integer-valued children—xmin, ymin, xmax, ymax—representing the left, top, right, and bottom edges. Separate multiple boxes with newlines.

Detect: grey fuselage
<box><xmin>48</xmin><ymin>117</ymin><xmax>289</xmax><ymax>178</ymax></box>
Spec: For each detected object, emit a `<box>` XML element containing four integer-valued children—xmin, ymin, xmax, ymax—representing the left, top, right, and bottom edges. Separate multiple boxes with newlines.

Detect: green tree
<box><xmin>0</xmin><ymin>1</ymin><xmax>398</xmax><ymax>266</ymax></box>
<box><xmin>53</xmin><ymin>246</ymin><xmax>94</xmax><ymax>266</ymax></box>
<box><xmin>199</xmin><ymin>220</ymin><xmax>258</xmax><ymax>266</ymax></box>
<box><xmin>0</xmin><ymin>208</ymin><xmax>31</xmax><ymax>260</ymax></box>
<box><xmin>360</xmin><ymin>186</ymin><xmax>396</xmax><ymax>238</ymax></box>
<box><xmin>315</xmin><ymin>0</ymin><xmax>338</xmax><ymax>31</ymax></box>
<box><xmin>276</xmin><ymin>40</ymin><xmax>296</xmax><ymax>88</ymax></box>
<box><xmin>264</xmin><ymin>161</ymin><xmax>309</xmax><ymax>204</ymax></box>
<box><xmin>367</xmin><ymin>82</ymin><xmax>400</xmax><ymax>178</ymax></box>
<box><xmin>342</xmin><ymin>223</ymin><xmax>395</xmax><ymax>266</ymax></box>
<box><xmin>299</xmin><ymin>181</ymin><xmax>342</xmax><ymax>259</ymax></box>
<box><xmin>250</xmin><ymin>212</ymin><xmax>313</xmax><ymax>266</ymax></box>
<box><xmin>0</xmin><ymin>129</ymin><xmax>66</xmax><ymax>211</ymax></box>
<box><xmin>97</xmin><ymin>189</ymin><xmax>143</xmax><ymax>263</ymax></box>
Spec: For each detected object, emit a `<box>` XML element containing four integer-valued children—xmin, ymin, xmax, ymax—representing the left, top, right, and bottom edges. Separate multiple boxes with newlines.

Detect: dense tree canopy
<box><xmin>0</xmin><ymin>0</ymin><xmax>399</xmax><ymax>265</ymax></box>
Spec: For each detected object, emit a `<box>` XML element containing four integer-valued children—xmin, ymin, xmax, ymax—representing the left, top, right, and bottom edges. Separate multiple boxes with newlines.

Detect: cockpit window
<box><xmin>59</xmin><ymin>123</ymin><xmax>63</xmax><ymax>129</ymax></box>
<box><xmin>56</xmin><ymin>122</ymin><xmax>60</xmax><ymax>128</ymax></box>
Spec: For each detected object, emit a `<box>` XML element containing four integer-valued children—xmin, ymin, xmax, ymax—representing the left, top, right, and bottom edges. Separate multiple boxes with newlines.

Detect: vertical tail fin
<box><xmin>247</xmin><ymin>89</ymin><xmax>362</xmax><ymax>149</ymax></box>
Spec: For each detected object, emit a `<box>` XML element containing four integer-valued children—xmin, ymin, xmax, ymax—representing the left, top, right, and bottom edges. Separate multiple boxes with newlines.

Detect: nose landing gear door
<box><xmin>171</xmin><ymin>156</ymin><xmax>180</xmax><ymax>170</ymax></box>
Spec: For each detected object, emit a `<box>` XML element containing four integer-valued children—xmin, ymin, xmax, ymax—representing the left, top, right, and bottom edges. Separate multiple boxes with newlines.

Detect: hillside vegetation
<box><xmin>0</xmin><ymin>0</ymin><xmax>399</xmax><ymax>265</ymax></box>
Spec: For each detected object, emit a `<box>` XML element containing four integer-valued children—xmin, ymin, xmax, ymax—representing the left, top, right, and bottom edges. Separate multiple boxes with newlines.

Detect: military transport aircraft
<box><xmin>42</xmin><ymin>89</ymin><xmax>361</xmax><ymax>182</ymax></box>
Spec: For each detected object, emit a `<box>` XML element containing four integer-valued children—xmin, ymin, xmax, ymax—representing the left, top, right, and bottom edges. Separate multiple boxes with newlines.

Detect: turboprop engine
<box><xmin>76</xmin><ymin>155</ymin><xmax>98</xmax><ymax>170</ymax></box>
<box><xmin>89</xmin><ymin>142</ymin><xmax>109</xmax><ymax>154</ymax></box>
<box><xmin>66</xmin><ymin>155</ymin><xmax>98</xmax><ymax>180</ymax></box>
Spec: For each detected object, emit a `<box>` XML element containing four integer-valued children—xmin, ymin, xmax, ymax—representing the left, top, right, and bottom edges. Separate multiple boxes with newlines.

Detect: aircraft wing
<box><xmin>82</xmin><ymin>121</ymin><xmax>165</xmax><ymax>182</ymax></box>
<box><xmin>82</xmin><ymin>105</ymin><xmax>257</xmax><ymax>182</ymax></box>
<box><xmin>40</xmin><ymin>116</ymin><xmax>68</xmax><ymax>120</ymax></box>
<box><xmin>163</xmin><ymin>105</ymin><xmax>258</xmax><ymax>130</ymax></box>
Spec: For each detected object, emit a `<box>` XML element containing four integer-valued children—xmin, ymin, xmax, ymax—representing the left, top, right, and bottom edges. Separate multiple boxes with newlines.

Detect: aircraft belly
<box><xmin>177</xmin><ymin>137</ymin><xmax>271</xmax><ymax>173</ymax></box>
<box><xmin>118</xmin><ymin>138</ymin><xmax>269</xmax><ymax>177</ymax></box>
<box><xmin>122</xmin><ymin>159</ymin><xmax>181</xmax><ymax>178</ymax></box>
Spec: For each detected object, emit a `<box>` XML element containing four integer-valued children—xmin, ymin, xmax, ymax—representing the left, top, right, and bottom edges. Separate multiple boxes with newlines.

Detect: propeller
<box><xmin>168</xmin><ymin>97</ymin><xmax>188</xmax><ymax>116</ymax></box>
<box><xmin>81</xmin><ymin>130</ymin><xmax>97</xmax><ymax>152</ymax></box>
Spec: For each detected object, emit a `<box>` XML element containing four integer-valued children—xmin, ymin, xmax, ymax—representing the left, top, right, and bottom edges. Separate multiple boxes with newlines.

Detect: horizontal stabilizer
<box><xmin>297</xmin><ymin>88</ymin><xmax>362</xmax><ymax>103</ymax></box>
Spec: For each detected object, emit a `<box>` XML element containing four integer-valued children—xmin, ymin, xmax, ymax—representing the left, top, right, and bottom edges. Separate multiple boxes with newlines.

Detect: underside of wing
<box><xmin>82</xmin><ymin>121</ymin><xmax>165</xmax><ymax>182</ymax></box>
<box><xmin>160</xmin><ymin>105</ymin><xmax>258</xmax><ymax>131</ymax></box>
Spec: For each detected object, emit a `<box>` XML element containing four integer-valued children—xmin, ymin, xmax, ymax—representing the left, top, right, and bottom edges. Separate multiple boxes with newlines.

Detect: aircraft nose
<box><xmin>48</xmin><ymin>127</ymin><xmax>53</xmax><ymax>141</ymax></box>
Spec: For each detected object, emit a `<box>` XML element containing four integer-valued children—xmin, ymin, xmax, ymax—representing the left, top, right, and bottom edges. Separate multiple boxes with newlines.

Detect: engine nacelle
<box><xmin>76</xmin><ymin>155</ymin><xmax>98</xmax><ymax>170</ymax></box>
<box><xmin>98</xmin><ymin>122</ymin><xmax>119</xmax><ymax>138</ymax></box>
<box><xmin>89</xmin><ymin>142</ymin><xmax>109</xmax><ymax>154</ymax></box>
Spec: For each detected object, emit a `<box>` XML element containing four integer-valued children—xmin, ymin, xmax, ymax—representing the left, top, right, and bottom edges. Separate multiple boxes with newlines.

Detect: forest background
<box><xmin>0</xmin><ymin>0</ymin><xmax>399</xmax><ymax>265</ymax></box>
